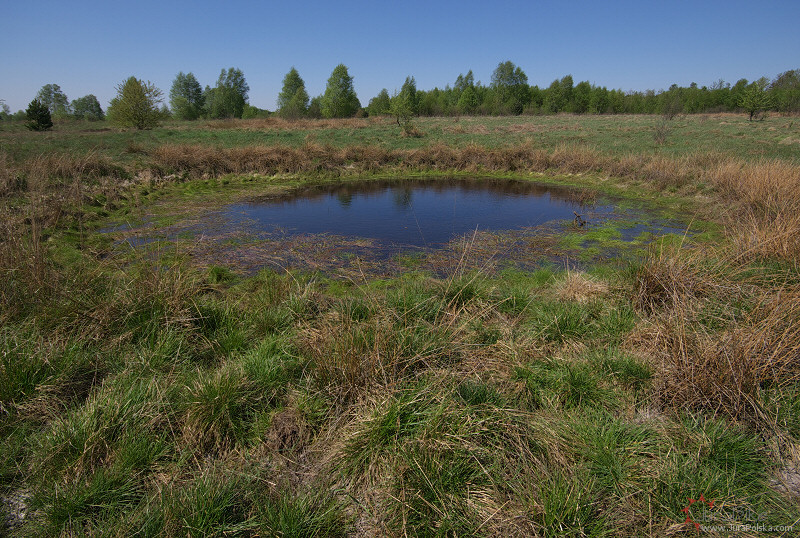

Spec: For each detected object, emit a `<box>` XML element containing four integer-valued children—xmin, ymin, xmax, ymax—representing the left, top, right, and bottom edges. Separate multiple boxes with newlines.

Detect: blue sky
<box><xmin>2</xmin><ymin>0</ymin><xmax>798</xmax><ymax>112</ymax></box>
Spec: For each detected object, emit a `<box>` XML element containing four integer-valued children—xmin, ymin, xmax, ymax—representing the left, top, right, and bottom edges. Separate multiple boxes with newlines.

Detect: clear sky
<box><xmin>1</xmin><ymin>0</ymin><xmax>798</xmax><ymax>112</ymax></box>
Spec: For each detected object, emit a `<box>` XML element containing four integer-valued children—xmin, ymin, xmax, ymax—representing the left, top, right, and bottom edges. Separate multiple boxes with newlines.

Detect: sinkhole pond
<box><xmin>109</xmin><ymin>177</ymin><xmax>699</xmax><ymax>276</ymax></box>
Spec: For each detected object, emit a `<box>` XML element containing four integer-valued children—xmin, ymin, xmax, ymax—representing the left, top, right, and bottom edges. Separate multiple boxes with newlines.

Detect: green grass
<box><xmin>254</xmin><ymin>488</ymin><xmax>348</xmax><ymax>537</ymax></box>
<box><xmin>2</xmin><ymin>114</ymin><xmax>800</xmax><ymax>536</ymax></box>
<box><xmin>3</xmin><ymin>114</ymin><xmax>799</xmax><ymax>165</ymax></box>
<box><xmin>4</xmin><ymin>259</ymin><xmax>798</xmax><ymax>535</ymax></box>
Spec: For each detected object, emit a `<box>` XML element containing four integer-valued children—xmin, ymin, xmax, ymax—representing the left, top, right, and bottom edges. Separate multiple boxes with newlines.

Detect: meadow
<box><xmin>1</xmin><ymin>113</ymin><xmax>799</xmax><ymax>536</ymax></box>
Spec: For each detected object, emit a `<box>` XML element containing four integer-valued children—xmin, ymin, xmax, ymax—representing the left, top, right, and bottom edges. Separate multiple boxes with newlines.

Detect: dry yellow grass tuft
<box><xmin>555</xmin><ymin>271</ymin><xmax>610</xmax><ymax>303</ymax></box>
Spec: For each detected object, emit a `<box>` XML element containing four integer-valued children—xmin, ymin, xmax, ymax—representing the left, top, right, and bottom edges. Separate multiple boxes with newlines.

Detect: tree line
<box><xmin>5</xmin><ymin>61</ymin><xmax>799</xmax><ymax>130</ymax></box>
<box><xmin>167</xmin><ymin>64</ymin><xmax>361</xmax><ymax>122</ymax></box>
<box><xmin>367</xmin><ymin>64</ymin><xmax>800</xmax><ymax>120</ymax></box>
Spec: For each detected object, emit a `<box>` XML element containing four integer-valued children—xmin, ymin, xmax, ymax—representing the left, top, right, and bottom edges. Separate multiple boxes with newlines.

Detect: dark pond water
<box><xmin>112</xmin><ymin>178</ymin><xmax>693</xmax><ymax>275</ymax></box>
<box><xmin>221</xmin><ymin>178</ymin><xmax>610</xmax><ymax>248</ymax></box>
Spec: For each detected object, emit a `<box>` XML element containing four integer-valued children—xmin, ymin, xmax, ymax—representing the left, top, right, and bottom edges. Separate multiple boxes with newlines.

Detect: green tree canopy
<box><xmin>543</xmin><ymin>75</ymin><xmax>574</xmax><ymax>114</ymax></box>
<box><xmin>277</xmin><ymin>67</ymin><xmax>309</xmax><ymax>119</ymax></box>
<box><xmin>572</xmin><ymin>80</ymin><xmax>592</xmax><ymax>114</ymax></box>
<box><xmin>740</xmin><ymin>78</ymin><xmax>772</xmax><ymax>120</ymax></box>
<box><xmin>399</xmin><ymin>76</ymin><xmax>419</xmax><ymax>114</ymax></box>
<box><xmin>389</xmin><ymin>76</ymin><xmax>419</xmax><ymax>126</ymax></box>
<box><xmin>457</xmin><ymin>85</ymin><xmax>480</xmax><ymax>114</ymax></box>
<box><xmin>26</xmin><ymin>99</ymin><xmax>53</xmax><ymax>131</ymax></box>
<box><xmin>367</xmin><ymin>88</ymin><xmax>391</xmax><ymax>116</ymax></box>
<box><xmin>491</xmin><ymin>61</ymin><xmax>529</xmax><ymax>114</ymax></box>
<box><xmin>321</xmin><ymin>64</ymin><xmax>360</xmax><ymax>118</ymax></box>
<box><xmin>242</xmin><ymin>104</ymin><xmax>269</xmax><ymax>119</ymax></box>
<box><xmin>454</xmin><ymin>70</ymin><xmax>475</xmax><ymax>93</ymax></box>
<box><xmin>206</xmin><ymin>68</ymin><xmax>249</xmax><ymax>119</ymax></box>
<box><xmin>770</xmin><ymin>69</ymin><xmax>800</xmax><ymax>113</ymax></box>
<box><xmin>307</xmin><ymin>95</ymin><xmax>323</xmax><ymax>119</ymax></box>
<box><xmin>35</xmin><ymin>84</ymin><xmax>71</xmax><ymax>118</ymax></box>
<box><xmin>169</xmin><ymin>72</ymin><xmax>204</xmax><ymax>120</ymax></box>
<box><xmin>71</xmin><ymin>94</ymin><xmax>104</xmax><ymax>121</ymax></box>
<box><xmin>107</xmin><ymin>77</ymin><xmax>164</xmax><ymax>129</ymax></box>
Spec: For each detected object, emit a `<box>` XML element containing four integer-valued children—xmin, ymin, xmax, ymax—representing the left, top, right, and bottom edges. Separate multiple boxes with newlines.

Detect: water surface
<box><xmin>112</xmin><ymin>177</ymin><xmax>692</xmax><ymax>275</ymax></box>
<box><xmin>222</xmin><ymin>178</ymin><xmax>607</xmax><ymax>247</ymax></box>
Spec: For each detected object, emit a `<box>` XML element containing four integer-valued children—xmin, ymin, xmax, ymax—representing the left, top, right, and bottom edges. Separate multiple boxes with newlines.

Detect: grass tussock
<box><xmin>0</xmin><ymin>213</ymin><xmax>60</xmax><ymax>322</ymax></box>
<box><xmin>298</xmin><ymin>272</ymin><xmax>499</xmax><ymax>405</ymax></box>
<box><xmin>633</xmin><ymin>243</ymin><xmax>800</xmax><ymax>426</ymax></box>
<box><xmin>555</xmin><ymin>271</ymin><xmax>610</xmax><ymax>304</ymax></box>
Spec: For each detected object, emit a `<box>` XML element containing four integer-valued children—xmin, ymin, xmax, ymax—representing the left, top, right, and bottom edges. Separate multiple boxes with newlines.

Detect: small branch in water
<box><xmin>573</xmin><ymin>211</ymin><xmax>586</xmax><ymax>227</ymax></box>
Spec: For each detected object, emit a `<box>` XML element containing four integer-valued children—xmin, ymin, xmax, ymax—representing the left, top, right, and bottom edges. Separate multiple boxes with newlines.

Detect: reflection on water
<box><xmin>109</xmin><ymin>177</ymin><xmax>693</xmax><ymax>276</ymax></box>
<box><xmin>222</xmin><ymin>178</ymin><xmax>606</xmax><ymax>248</ymax></box>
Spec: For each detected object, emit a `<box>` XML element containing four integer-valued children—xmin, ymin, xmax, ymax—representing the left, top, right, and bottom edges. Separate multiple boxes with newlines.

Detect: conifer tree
<box><xmin>26</xmin><ymin>99</ymin><xmax>53</xmax><ymax>131</ymax></box>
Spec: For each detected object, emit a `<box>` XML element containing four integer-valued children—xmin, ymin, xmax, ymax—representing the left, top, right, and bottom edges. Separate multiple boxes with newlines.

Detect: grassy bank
<box><xmin>1</xmin><ymin>115</ymin><xmax>799</xmax><ymax>536</ymax></box>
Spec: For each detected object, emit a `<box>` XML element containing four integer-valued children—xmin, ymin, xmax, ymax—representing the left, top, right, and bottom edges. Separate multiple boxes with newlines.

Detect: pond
<box><xmin>222</xmin><ymin>178</ymin><xmax>606</xmax><ymax>248</ymax></box>
<box><xmin>111</xmin><ymin>178</ymin><xmax>693</xmax><ymax>275</ymax></box>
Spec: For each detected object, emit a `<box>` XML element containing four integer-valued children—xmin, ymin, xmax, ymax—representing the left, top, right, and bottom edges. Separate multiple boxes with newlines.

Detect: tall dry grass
<box><xmin>706</xmin><ymin>159</ymin><xmax>800</xmax><ymax>260</ymax></box>
<box><xmin>151</xmin><ymin>143</ymin><xmax>397</xmax><ymax>176</ymax></box>
<box><xmin>202</xmin><ymin>117</ymin><xmax>383</xmax><ymax>131</ymax></box>
<box><xmin>148</xmin><ymin>140</ymin><xmax>796</xmax><ymax>195</ymax></box>
<box><xmin>23</xmin><ymin>152</ymin><xmax>123</xmax><ymax>183</ymax></box>
<box><xmin>150</xmin><ymin>142</ymin><xmax>612</xmax><ymax>177</ymax></box>
<box><xmin>633</xmin><ymin>243</ymin><xmax>800</xmax><ymax>426</ymax></box>
<box><xmin>0</xmin><ymin>207</ymin><xmax>52</xmax><ymax>322</ymax></box>
<box><xmin>1</xmin><ymin>150</ymin><xmax>124</xmax><ymax>198</ymax></box>
<box><xmin>0</xmin><ymin>151</ymin><xmax>25</xmax><ymax>196</ymax></box>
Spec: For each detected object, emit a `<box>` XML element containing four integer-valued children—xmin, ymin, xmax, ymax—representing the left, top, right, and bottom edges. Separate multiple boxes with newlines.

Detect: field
<box><xmin>2</xmin><ymin>114</ymin><xmax>800</xmax><ymax>536</ymax></box>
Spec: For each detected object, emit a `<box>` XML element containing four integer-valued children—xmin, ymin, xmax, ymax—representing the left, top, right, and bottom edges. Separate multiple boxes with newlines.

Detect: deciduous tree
<box><xmin>71</xmin><ymin>95</ymin><xmax>104</xmax><ymax>121</ymax></box>
<box><xmin>457</xmin><ymin>86</ymin><xmax>479</xmax><ymax>114</ymax></box>
<box><xmin>206</xmin><ymin>68</ymin><xmax>249</xmax><ymax>119</ymax></box>
<box><xmin>307</xmin><ymin>96</ymin><xmax>323</xmax><ymax>119</ymax></box>
<box><xmin>389</xmin><ymin>76</ymin><xmax>419</xmax><ymax>126</ymax></box>
<box><xmin>277</xmin><ymin>67</ymin><xmax>309</xmax><ymax>119</ymax></box>
<box><xmin>321</xmin><ymin>64</ymin><xmax>360</xmax><ymax>118</ymax></box>
<box><xmin>739</xmin><ymin>78</ymin><xmax>772</xmax><ymax>121</ymax></box>
<box><xmin>543</xmin><ymin>75</ymin><xmax>573</xmax><ymax>114</ymax></box>
<box><xmin>367</xmin><ymin>89</ymin><xmax>391</xmax><ymax>116</ymax></box>
<box><xmin>491</xmin><ymin>61</ymin><xmax>529</xmax><ymax>114</ymax></box>
<box><xmin>169</xmin><ymin>72</ymin><xmax>204</xmax><ymax>120</ymax></box>
<box><xmin>35</xmin><ymin>84</ymin><xmax>71</xmax><ymax>118</ymax></box>
<box><xmin>454</xmin><ymin>70</ymin><xmax>475</xmax><ymax>93</ymax></box>
<box><xmin>107</xmin><ymin>77</ymin><xmax>163</xmax><ymax>129</ymax></box>
<box><xmin>770</xmin><ymin>69</ymin><xmax>800</xmax><ymax>113</ymax></box>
